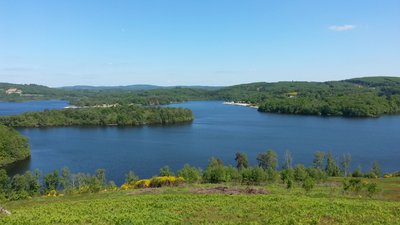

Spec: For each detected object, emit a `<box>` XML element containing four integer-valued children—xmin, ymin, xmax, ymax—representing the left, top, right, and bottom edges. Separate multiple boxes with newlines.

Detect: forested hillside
<box><xmin>0</xmin><ymin>124</ymin><xmax>30</xmax><ymax>166</ymax></box>
<box><xmin>216</xmin><ymin>77</ymin><xmax>400</xmax><ymax>117</ymax></box>
<box><xmin>0</xmin><ymin>105</ymin><xmax>193</xmax><ymax>127</ymax></box>
<box><xmin>2</xmin><ymin>76</ymin><xmax>400</xmax><ymax>117</ymax></box>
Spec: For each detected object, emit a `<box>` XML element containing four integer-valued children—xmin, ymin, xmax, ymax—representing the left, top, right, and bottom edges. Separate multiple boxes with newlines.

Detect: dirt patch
<box><xmin>0</xmin><ymin>206</ymin><xmax>11</xmax><ymax>215</ymax></box>
<box><xmin>318</xmin><ymin>215</ymin><xmax>337</xmax><ymax>225</ymax></box>
<box><xmin>190</xmin><ymin>186</ymin><xmax>267</xmax><ymax>195</ymax></box>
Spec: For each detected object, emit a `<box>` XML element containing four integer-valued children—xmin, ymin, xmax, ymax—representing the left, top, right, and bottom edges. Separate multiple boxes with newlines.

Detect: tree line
<box><xmin>0</xmin><ymin>105</ymin><xmax>193</xmax><ymax>127</ymax></box>
<box><xmin>1</xmin><ymin>150</ymin><xmax>397</xmax><ymax>201</ymax></box>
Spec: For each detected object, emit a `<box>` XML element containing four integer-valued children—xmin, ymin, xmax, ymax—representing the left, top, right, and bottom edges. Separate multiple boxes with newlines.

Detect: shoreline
<box><xmin>223</xmin><ymin>101</ymin><xmax>258</xmax><ymax>109</ymax></box>
<box><xmin>64</xmin><ymin>104</ymin><xmax>118</xmax><ymax>109</ymax></box>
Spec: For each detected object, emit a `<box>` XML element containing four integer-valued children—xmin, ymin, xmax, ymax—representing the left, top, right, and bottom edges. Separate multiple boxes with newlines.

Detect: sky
<box><xmin>0</xmin><ymin>0</ymin><xmax>399</xmax><ymax>87</ymax></box>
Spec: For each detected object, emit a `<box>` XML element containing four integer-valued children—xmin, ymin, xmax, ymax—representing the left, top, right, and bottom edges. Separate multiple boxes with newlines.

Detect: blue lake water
<box><xmin>1</xmin><ymin>100</ymin><xmax>399</xmax><ymax>184</ymax></box>
<box><xmin>0</xmin><ymin>100</ymin><xmax>69</xmax><ymax>115</ymax></box>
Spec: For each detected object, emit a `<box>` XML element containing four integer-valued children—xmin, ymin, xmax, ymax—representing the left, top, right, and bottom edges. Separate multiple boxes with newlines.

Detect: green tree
<box><xmin>302</xmin><ymin>177</ymin><xmax>315</xmax><ymax>193</ymax></box>
<box><xmin>23</xmin><ymin>171</ymin><xmax>40</xmax><ymax>196</ymax></box>
<box><xmin>306</xmin><ymin>168</ymin><xmax>327</xmax><ymax>182</ymax></box>
<box><xmin>325</xmin><ymin>152</ymin><xmax>340</xmax><ymax>176</ymax></box>
<box><xmin>352</xmin><ymin>166</ymin><xmax>363</xmax><ymax>177</ymax></box>
<box><xmin>280</xmin><ymin>169</ymin><xmax>294</xmax><ymax>184</ymax></box>
<box><xmin>43</xmin><ymin>170</ymin><xmax>59</xmax><ymax>193</ymax></box>
<box><xmin>366</xmin><ymin>183</ymin><xmax>378</xmax><ymax>198</ymax></box>
<box><xmin>60</xmin><ymin>167</ymin><xmax>72</xmax><ymax>191</ymax></box>
<box><xmin>224</xmin><ymin>166</ymin><xmax>241</xmax><ymax>183</ymax></box>
<box><xmin>294</xmin><ymin>165</ymin><xmax>308</xmax><ymax>182</ymax></box>
<box><xmin>286</xmin><ymin>178</ymin><xmax>293</xmax><ymax>190</ymax></box>
<box><xmin>235</xmin><ymin>152</ymin><xmax>249</xmax><ymax>169</ymax></box>
<box><xmin>282</xmin><ymin>150</ymin><xmax>293</xmax><ymax>170</ymax></box>
<box><xmin>313</xmin><ymin>151</ymin><xmax>325</xmax><ymax>170</ymax></box>
<box><xmin>240</xmin><ymin>167</ymin><xmax>267</xmax><ymax>185</ymax></box>
<box><xmin>202</xmin><ymin>158</ymin><xmax>225</xmax><ymax>183</ymax></box>
<box><xmin>177</xmin><ymin>164</ymin><xmax>201</xmax><ymax>183</ymax></box>
<box><xmin>159</xmin><ymin>166</ymin><xmax>175</xmax><ymax>176</ymax></box>
<box><xmin>95</xmin><ymin>169</ymin><xmax>107</xmax><ymax>187</ymax></box>
<box><xmin>340</xmin><ymin>153</ymin><xmax>352</xmax><ymax>177</ymax></box>
<box><xmin>0</xmin><ymin>170</ymin><xmax>10</xmax><ymax>199</ymax></box>
<box><xmin>10</xmin><ymin>174</ymin><xmax>29</xmax><ymax>200</ymax></box>
<box><xmin>256</xmin><ymin>149</ymin><xmax>278</xmax><ymax>170</ymax></box>
<box><xmin>343</xmin><ymin>178</ymin><xmax>363</xmax><ymax>193</ymax></box>
<box><xmin>371</xmin><ymin>161</ymin><xmax>381</xmax><ymax>178</ymax></box>
<box><xmin>125</xmin><ymin>171</ymin><xmax>139</xmax><ymax>184</ymax></box>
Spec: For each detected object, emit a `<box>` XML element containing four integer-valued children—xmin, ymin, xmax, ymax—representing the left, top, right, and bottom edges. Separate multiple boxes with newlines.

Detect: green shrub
<box><xmin>125</xmin><ymin>171</ymin><xmax>139</xmax><ymax>184</ymax></box>
<box><xmin>241</xmin><ymin>167</ymin><xmax>267</xmax><ymax>185</ymax></box>
<box><xmin>149</xmin><ymin>176</ymin><xmax>185</xmax><ymax>188</ymax></box>
<box><xmin>294</xmin><ymin>165</ymin><xmax>308</xmax><ymax>182</ymax></box>
<box><xmin>302</xmin><ymin>177</ymin><xmax>315</xmax><ymax>193</ymax></box>
<box><xmin>366</xmin><ymin>183</ymin><xmax>378</xmax><ymax>198</ymax></box>
<box><xmin>343</xmin><ymin>178</ymin><xmax>363</xmax><ymax>193</ymax></box>
<box><xmin>159</xmin><ymin>166</ymin><xmax>175</xmax><ymax>176</ymax></box>
<box><xmin>177</xmin><ymin>164</ymin><xmax>201</xmax><ymax>183</ymax></box>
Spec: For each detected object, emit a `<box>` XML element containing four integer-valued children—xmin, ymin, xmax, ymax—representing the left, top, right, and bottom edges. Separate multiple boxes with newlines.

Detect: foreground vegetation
<box><xmin>1</xmin><ymin>181</ymin><xmax>399</xmax><ymax>225</ymax></box>
<box><xmin>2</xmin><ymin>76</ymin><xmax>400</xmax><ymax>117</ymax></box>
<box><xmin>0</xmin><ymin>105</ymin><xmax>193</xmax><ymax>127</ymax></box>
<box><xmin>0</xmin><ymin>124</ymin><xmax>30</xmax><ymax>167</ymax></box>
<box><xmin>0</xmin><ymin>150</ymin><xmax>399</xmax><ymax>224</ymax></box>
<box><xmin>0</xmin><ymin>150</ymin><xmax>395</xmax><ymax>201</ymax></box>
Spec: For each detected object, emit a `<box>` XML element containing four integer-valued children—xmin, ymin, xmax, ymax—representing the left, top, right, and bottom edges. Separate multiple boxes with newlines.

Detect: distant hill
<box><xmin>60</xmin><ymin>84</ymin><xmax>162</xmax><ymax>91</ymax></box>
<box><xmin>60</xmin><ymin>84</ymin><xmax>223</xmax><ymax>91</ymax></box>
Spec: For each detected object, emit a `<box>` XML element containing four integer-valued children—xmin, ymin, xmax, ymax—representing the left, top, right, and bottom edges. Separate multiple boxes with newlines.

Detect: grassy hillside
<box><xmin>1</xmin><ymin>179</ymin><xmax>399</xmax><ymax>224</ymax></box>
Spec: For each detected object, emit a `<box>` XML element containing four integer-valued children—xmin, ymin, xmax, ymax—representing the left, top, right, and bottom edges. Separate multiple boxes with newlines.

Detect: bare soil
<box><xmin>190</xmin><ymin>186</ymin><xmax>267</xmax><ymax>195</ymax></box>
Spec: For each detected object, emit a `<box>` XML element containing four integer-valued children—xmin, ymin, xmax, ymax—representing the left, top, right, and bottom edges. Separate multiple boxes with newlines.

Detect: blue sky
<box><xmin>0</xmin><ymin>0</ymin><xmax>399</xmax><ymax>86</ymax></box>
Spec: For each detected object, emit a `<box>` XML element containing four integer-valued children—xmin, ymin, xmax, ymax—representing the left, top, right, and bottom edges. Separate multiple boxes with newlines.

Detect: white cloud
<box><xmin>329</xmin><ymin>25</ymin><xmax>356</xmax><ymax>32</ymax></box>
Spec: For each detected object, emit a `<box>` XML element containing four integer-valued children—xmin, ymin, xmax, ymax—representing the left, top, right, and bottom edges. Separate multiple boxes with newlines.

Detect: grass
<box><xmin>0</xmin><ymin>178</ymin><xmax>399</xmax><ymax>224</ymax></box>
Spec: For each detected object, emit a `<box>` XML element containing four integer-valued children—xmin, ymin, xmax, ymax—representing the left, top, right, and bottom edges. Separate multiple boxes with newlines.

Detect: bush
<box><xmin>177</xmin><ymin>164</ymin><xmax>201</xmax><ymax>183</ymax></box>
<box><xmin>302</xmin><ymin>177</ymin><xmax>315</xmax><ymax>193</ymax></box>
<box><xmin>280</xmin><ymin>169</ymin><xmax>294</xmax><ymax>184</ymax></box>
<box><xmin>125</xmin><ymin>171</ymin><xmax>139</xmax><ymax>184</ymax></box>
<box><xmin>47</xmin><ymin>190</ymin><xmax>57</xmax><ymax>197</ymax></box>
<box><xmin>203</xmin><ymin>158</ymin><xmax>226</xmax><ymax>183</ymax></box>
<box><xmin>286</xmin><ymin>179</ymin><xmax>293</xmax><ymax>190</ymax></box>
<box><xmin>352</xmin><ymin>167</ymin><xmax>363</xmax><ymax>177</ymax></box>
<box><xmin>106</xmin><ymin>181</ymin><xmax>118</xmax><ymax>191</ymax></box>
<box><xmin>366</xmin><ymin>183</ymin><xmax>378</xmax><ymax>198</ymax></box>
<box><xmin>266</xmin><ymin>168</ymin><xmax>279</xmax><ymax>183</ymax></box>
<box><xmin>343</xmin><ymin>178</ymin><xmax>363</xmax><ymax>193</ymax></box>
<box><xmin>159</xmin><ymin>166</ymin><xmax>175</xmax><ymax>176</ymax></box>
<box><xmin>149</xmin><ymin>176</ymin><xmax>185</xmax><ymax>188</ymax></box>
<box><xmin>364</xmin><ymin>172</ymin><xmax>378</xmax><ymax>179</ymax></box>
<box><xmin>134</xmin><ymin>179</ymin><xmax>151</xmax><ymax>188</ymax></box>
<box><xmin>383</xmin><ymin>173</ymin><xmax>392</xmax><ymax>178</ymax></box>
<box><xmin>224</xmin><ymin>166</ymin><xmax>241</xmax><ymax>183</ymax></box>
<box><xmin>241</xmin><ymin>167</ymin><xmax>267</xmax><ymax>185</ymax></box>
<box><xmin>306</xmin><ymin>168</ymin><xmax>327</xmax><ymax>182</ymax></box>
<box><xmin>294</xmin><ymin>165</ymin><xmax>308</xmax><ymax>182</ymax></box>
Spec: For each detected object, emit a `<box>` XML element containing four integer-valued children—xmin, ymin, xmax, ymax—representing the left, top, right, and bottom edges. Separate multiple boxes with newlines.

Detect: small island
<box><xmin>0</xmin><ymin>105</ymin><xmax>193</xmax><ymax>128</ymax></box>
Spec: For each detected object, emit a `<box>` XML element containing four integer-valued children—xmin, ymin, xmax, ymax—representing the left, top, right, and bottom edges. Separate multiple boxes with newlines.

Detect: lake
<box><xmin>0</xmin><ymin>100</ymin><xmax>69</xmax><ymax>116</ymax></box>
<box><xmin>1</xmin><ymin>100</ymin><xmax>399</xmax><ymax>184</ymax></box>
